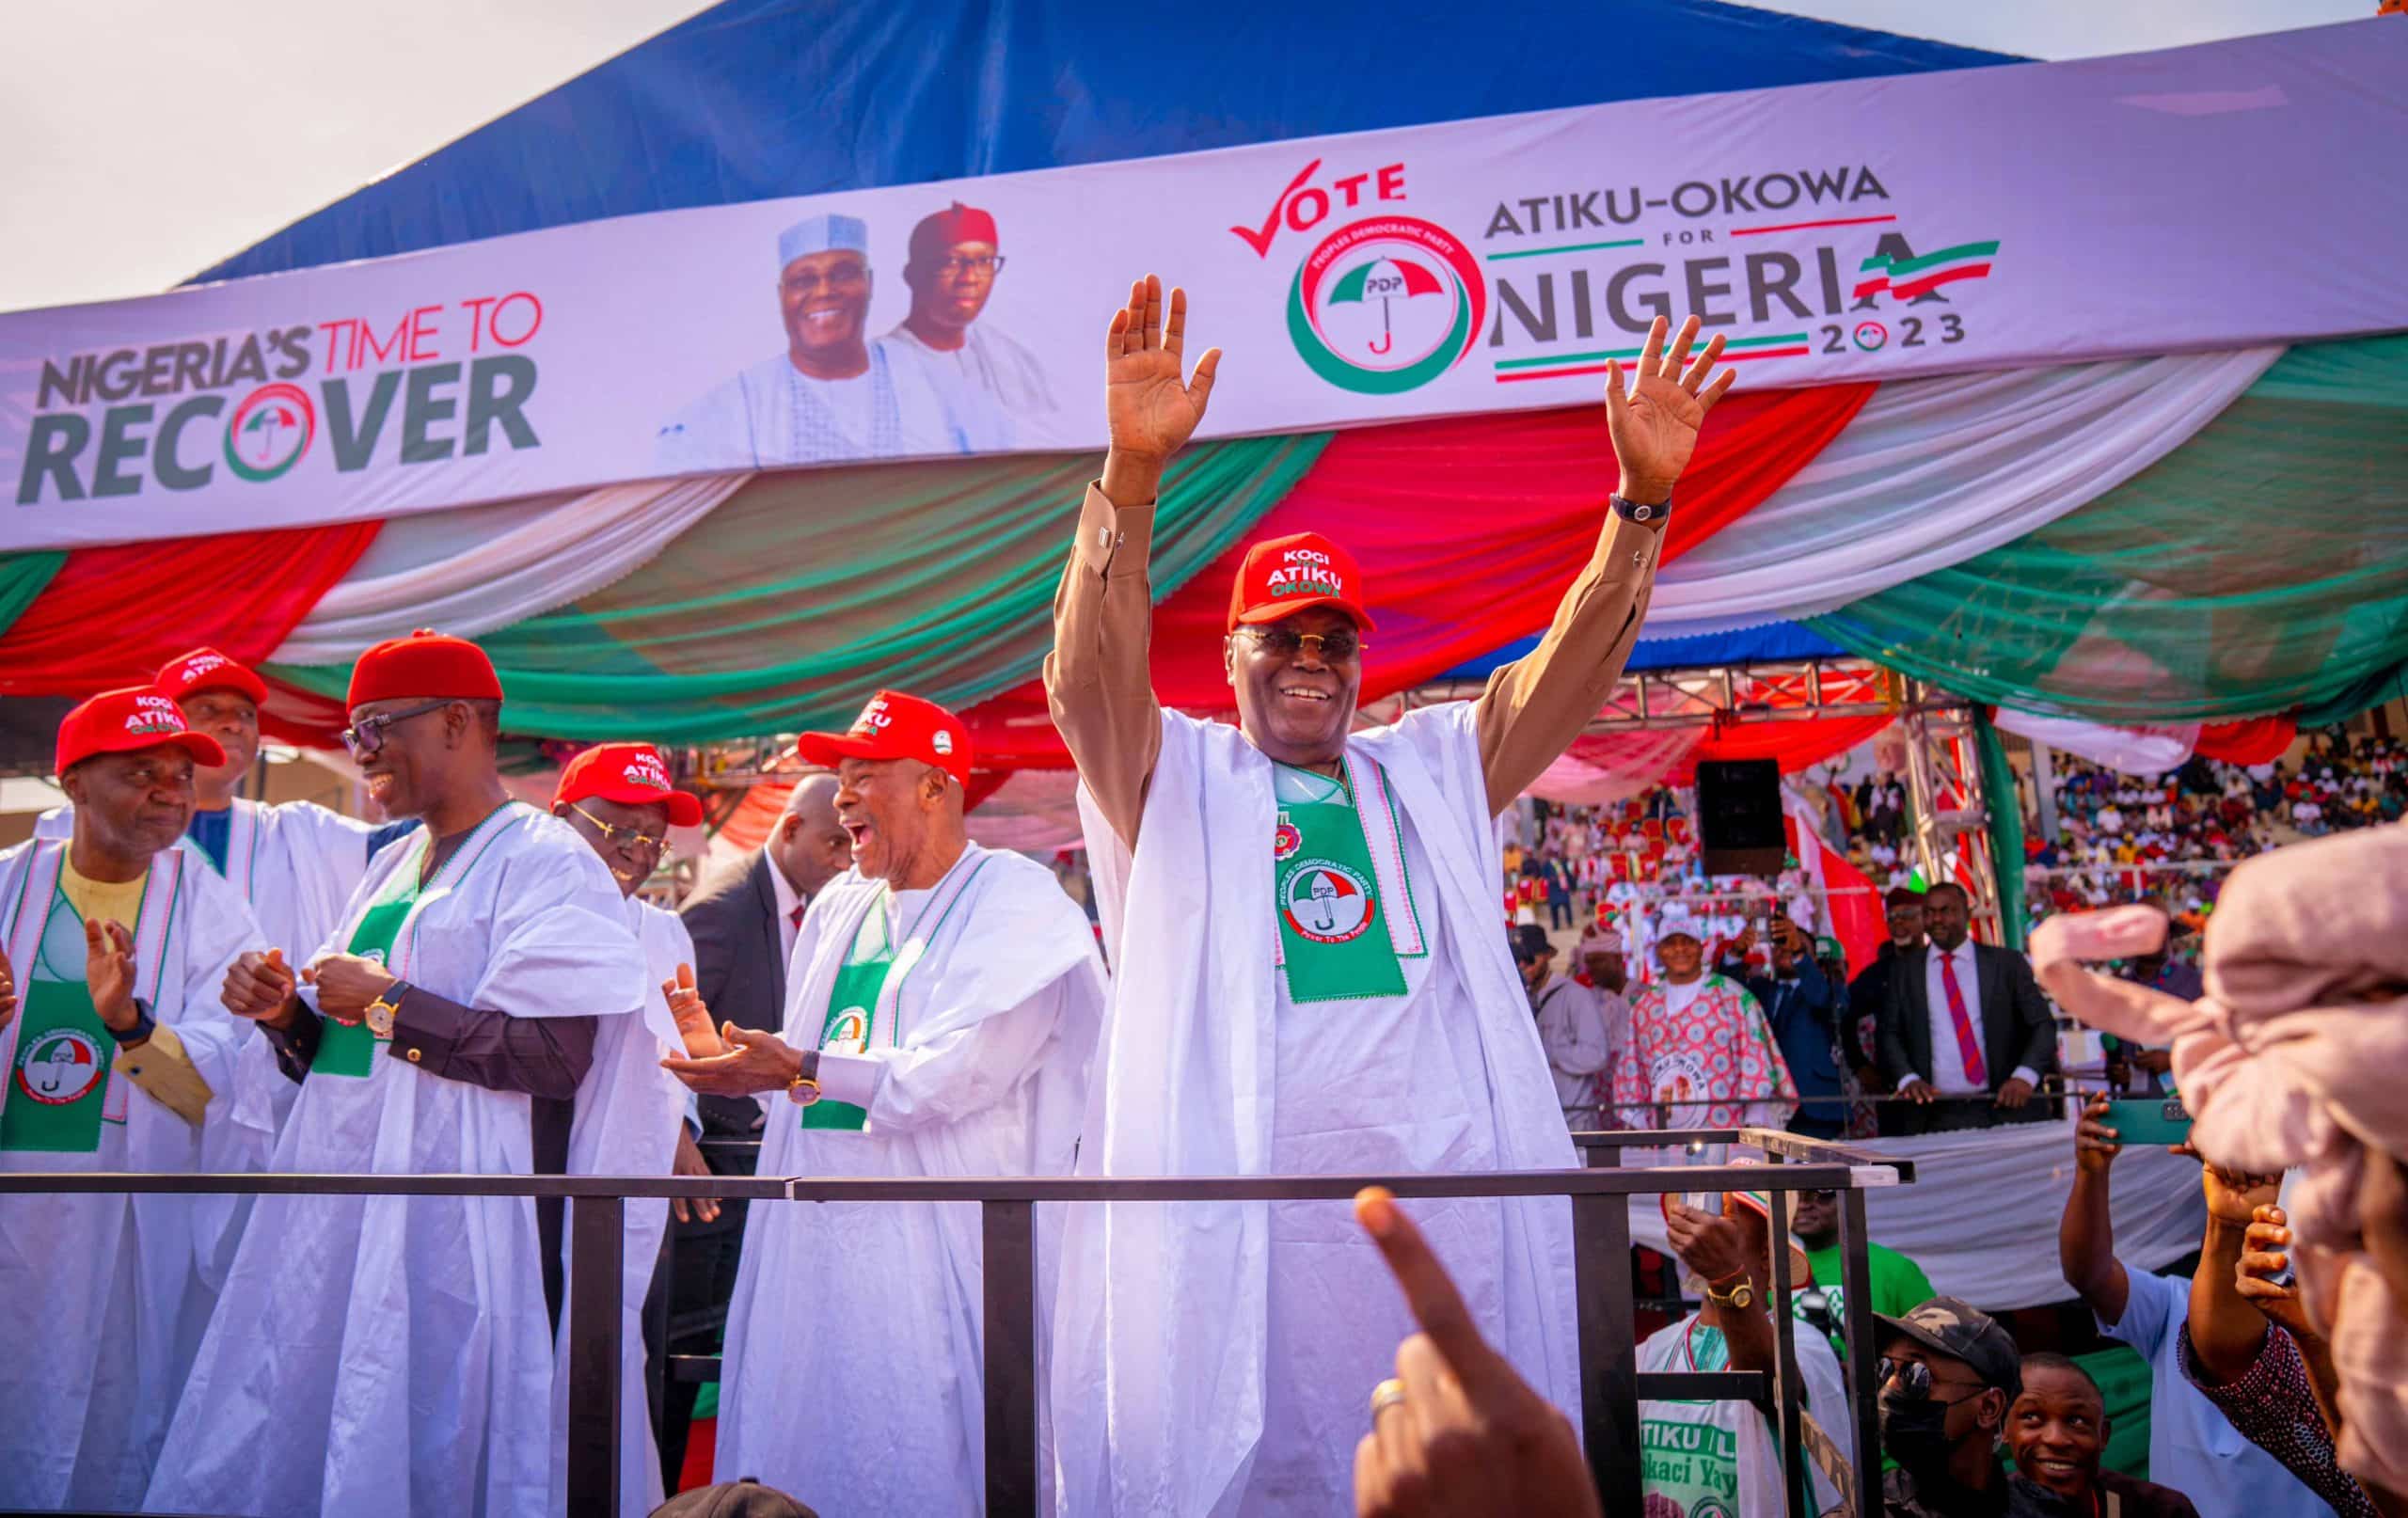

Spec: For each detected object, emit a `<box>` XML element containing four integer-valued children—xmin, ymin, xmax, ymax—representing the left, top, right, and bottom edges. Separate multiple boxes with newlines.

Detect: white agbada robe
<box><xmin>38</xmin><ymin>798</ymin><xmax>379</xmax><ymax>968</ymax></box>
<box><xmin>655</xmin><ymin>337</ymin><xmax>970</xmax><ymax>471</ymax></box>
<box><xmin>1054</xmin><ymin>704</ymin><xmax>1581</xmax><ymax>1517</ymax></box>
<box><xmin>0</xmin><ymin>838</ymin><xmax>266</xmax><ymax>1511</ymax></box>
<box><xmin>1635</xmin><ymin>1309</ymin><xmax>1849</xmax><ymax>1516</ymax></box>
<box><xmin>718</xmin><ymin>845</ymin><xmax>1104</xmax><ymax>1517</ymax></box>
<box><xmin>547</xmin><ymin>894</ymin><xmax>694</xmax><ymax>1518</ymax></box>
<box><xmin>147</xmin><ymin>803</ymin><xmax>646</xmax><ymax>1518</ymax></box>
<box><xmin>882</xmin><ymin>322</ymin><xmax>1058</xmax><ymax>450</ymax></box>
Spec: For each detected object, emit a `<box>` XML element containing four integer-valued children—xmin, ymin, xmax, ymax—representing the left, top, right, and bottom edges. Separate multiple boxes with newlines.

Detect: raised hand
<box><xmin>85</xmin><ymin>918</ymin><xmax>139</xmax><ymax>1035</ymax></box>
<box><xmin>662</xmin><ymin>961</ymin><xmax>722</xmax><ymax>1058</ymax></box>
<box><xmin>1100</xmin><ymin>274</ymin><xmax>1222</xmax><ymax>507</ymax></box>
<box><xmin>224</xmin><ymin>948</ymin><xmax>300</xmax><ymax>1030</ymax></box>
<box><xmin>2075</xmin><ymin>1095</ymin><xmax>2123</xmax><ymax>1175</ymax></box>
<box><xmin>1602</xmin><ymin>314</ymin><xmax>1735</xmax><ymax>505</ymax></box>
<box><xmin>1351</xmin><ymin>1187</ymin><xmax>1599</xmax><ymax>1518</ymax></box>
<box><xmin>2235</xmin><ymin>1204</ymin><xmax>2312</xmax><ymax>1338</ymax></box>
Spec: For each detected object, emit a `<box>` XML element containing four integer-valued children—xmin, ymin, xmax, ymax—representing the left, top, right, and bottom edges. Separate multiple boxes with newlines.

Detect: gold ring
<box><xmin>1370</xmin><ymin>1378</ymin><xmax>1408</xmax><ymax>1422</ymax></box>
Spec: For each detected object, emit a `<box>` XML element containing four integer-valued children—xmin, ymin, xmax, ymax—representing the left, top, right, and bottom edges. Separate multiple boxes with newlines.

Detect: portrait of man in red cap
<box><xmin>882</xmin><ymin>200</ymin><xmax>1056</xmax><ymax>451</ymax></box>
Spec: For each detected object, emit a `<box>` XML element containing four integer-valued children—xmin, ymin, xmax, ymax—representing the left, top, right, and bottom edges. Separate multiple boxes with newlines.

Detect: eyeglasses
<box><xmin>780</xmin><ymin>260</ymin><xmax>869</xmax><ymax>295</ymax></box>
<box><xmin>936</xmin><ymin>254</ymin><xmax>1006</xmax><ymax>277</ymax></box>
<box><xmin>1240</xmin><ymin>626</ymin><xmax>1365</xmax><ymax>662</ymax></box>
<box><xmin>340</xmin><ymin>700</ymin><xmax>453</xmax><ymax>758</ymax></box>
<box><xmin>567</xmin><ymin>801</ymin><xmax>672</xmax><ymax>855</ymax></box>
<box><xmin>1877</xmin><ymin>1357</ymin><xmax>1988</xmax><ymax>1399</ymax></box>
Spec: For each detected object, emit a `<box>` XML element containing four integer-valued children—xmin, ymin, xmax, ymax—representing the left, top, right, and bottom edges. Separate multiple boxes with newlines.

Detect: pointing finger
<box><xmin>1355</xmin><ymin>1187</ymin><xmax>1511</xmax><ymax>1398</ymax></box>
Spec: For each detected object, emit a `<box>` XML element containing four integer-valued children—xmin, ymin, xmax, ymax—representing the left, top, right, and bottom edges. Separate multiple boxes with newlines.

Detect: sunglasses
<box><xmin>340</xmin><ymin>699</ymin><xmax>454</xmax><ymax>759</ymax></box>
<box><xmin>1240</xmin><ymin>626</ymin><xmax>1365</xmax><ymax>662</ymax></box>
<box><xmin>567</xmin><ymin>801</ymin><xmax>673</xmax><ymax>855</ymax></box>
<box><xmin>1877</xmin><ymin>1357</ymin><xmax>1988</xmax><ymax>1399</ymax></box>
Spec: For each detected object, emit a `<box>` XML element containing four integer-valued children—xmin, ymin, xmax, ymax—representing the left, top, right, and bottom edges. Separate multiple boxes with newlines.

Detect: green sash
<box><xmin>315</xmin><ymin>878</ymin><xmax>417</xmax><ymax>1078</ymax></box>
<box><xmin>802</xmin><ymin>905</ymin><xmax>895</xmax><ymax>1132</ymax></box>
<box><xmin>2</xmin><ymin>890</ymin><xmax>121</xmax><ymax>1153</ymax></box>
<box><xmin>1273</xmin><ymin>764</ymin><xmax>1408</xmax><ymax>1003</ymax></box>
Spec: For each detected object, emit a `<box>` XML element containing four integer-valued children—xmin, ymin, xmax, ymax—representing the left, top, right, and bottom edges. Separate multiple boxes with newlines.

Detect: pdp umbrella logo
<box><xmin>1287</xmin><ymin>216</ymin><xmax>1484</xmax><ymax>395</ymax></box>
<box><xmin>1281</xmin><ymin>860</ymin><xmax>1379</xmax><ymax>944</ymax></box>
<box><xmin>17</xmin><ymin>1029</ymin><xmax>105</xmax><ymax>1106</ymax></box>
<box><xmin>223</xmin><ymin>382</ymin><xmax>316</xmax><ymax>482</ymax></box>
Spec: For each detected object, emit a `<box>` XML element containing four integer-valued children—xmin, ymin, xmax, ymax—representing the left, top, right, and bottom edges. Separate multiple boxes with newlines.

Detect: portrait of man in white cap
<box><xmin>657</xmin><ymin>211</ymin><xmax>973</xmax><ymax>470</ymax></box>
<box><xmin>881</xmin><ymin>200</ymin><xmax>1055</xmax><ymax>450</ymax></box>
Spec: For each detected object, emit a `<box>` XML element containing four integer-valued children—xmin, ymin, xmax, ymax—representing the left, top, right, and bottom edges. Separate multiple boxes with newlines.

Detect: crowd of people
<box><xmin>2</xmin><ymin>274</ymin><xmax>2400</xmax><ymax>1518</ymax></box>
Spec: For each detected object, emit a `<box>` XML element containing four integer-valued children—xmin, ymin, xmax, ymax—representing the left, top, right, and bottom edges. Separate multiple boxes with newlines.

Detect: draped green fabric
<box><xmin>268</xmin><ymin>435</ymin><xmax>1327</xmax><ymax>739</ymax></box>
<box><xmin>0</xmin><ymin>552</ymin><xmax>67</xmax><ymax>640</ymax></box>
<box><xmin>1807</xmin><ymin>336</ymin><xmax>2408</xmax><ymax>721</ymax></box>
<box><xmin>1975</xmin><ymin>710</ymin><xmax>2027</xmax><ymax>952</ymax></box>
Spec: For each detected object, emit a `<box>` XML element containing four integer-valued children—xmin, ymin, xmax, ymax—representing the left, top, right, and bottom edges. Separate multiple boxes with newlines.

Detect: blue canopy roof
<box><xmin>195</xmin><ymin>0</ymin><xmax>2009</xmax><ymax>283</ymax></box>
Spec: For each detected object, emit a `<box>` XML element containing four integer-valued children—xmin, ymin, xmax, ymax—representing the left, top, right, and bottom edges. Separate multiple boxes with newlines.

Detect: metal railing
<box><xmin>1</xmin><ymin>1128</ymin><xmax>1912</xmax><ymax>1518</ymax></box>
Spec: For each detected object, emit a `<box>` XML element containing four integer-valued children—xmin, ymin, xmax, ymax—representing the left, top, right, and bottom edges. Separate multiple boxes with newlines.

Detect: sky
<box><xmin>0</xmin><ymin>0</ymin><xmax>2372</xmax><ymax>315</ymax></box>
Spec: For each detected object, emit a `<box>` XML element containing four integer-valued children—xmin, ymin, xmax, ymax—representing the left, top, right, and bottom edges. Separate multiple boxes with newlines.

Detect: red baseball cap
<box><xmin>794</xmin><ymin>690</ymin><xmax>974</xmax><ymax>788</ymax></box>
<box><xmin>347</xmin><ymin>628</ymin><xmax>504</xmax><ymax>708</ymax></box>
<box><xmin>155</xmin><ymin>646</ymin><xmax>269</xmax><ymax>705</ymax></box>
<box><xmin>1227</xmin><ymin>531</ymin><xmax>1378</xmax><ymax>633</ymax></box>
<box><xmin>56</xmin><ymin>686</ymin><xmax>227</xmax><ymax>774</ymax></box>
<box><xmin>555</xmin><ymin>742</ymin><xmax>704</xmax><ymax>828</ymax></box>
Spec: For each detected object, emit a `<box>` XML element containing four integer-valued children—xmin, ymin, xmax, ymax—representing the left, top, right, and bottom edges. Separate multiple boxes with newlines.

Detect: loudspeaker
<box><xmin>1695</xmin><ymin>758</ymin><xmax>1787</xmax><ymax>878</ymax></box>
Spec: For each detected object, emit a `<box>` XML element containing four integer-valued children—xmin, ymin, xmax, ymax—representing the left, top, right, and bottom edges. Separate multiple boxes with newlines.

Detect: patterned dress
<box><xmin>1613</xmin><ymin>972</ymin><xmax>1799</xmax><ymax>1130</ymax></box>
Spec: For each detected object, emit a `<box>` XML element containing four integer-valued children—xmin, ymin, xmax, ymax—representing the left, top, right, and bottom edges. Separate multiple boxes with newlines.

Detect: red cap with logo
<box><xmin>56</xmin><ymin>686</ymin><xmax>227</xmax><ymax>774</ymax></box>
<box><xmin>794</xmin><ymin>690</ymin><xmax>974</xmax><ymax>788</ymax></box>
<box><xmin>1227</xmin><ymin>530</ymin><xmax>1378</xmax><ymax>633</ymax></box>
<box><xmin>555</xmin><ymin>742</ymin><xmax>704</xmax><ymax>828</ymax></box>
<box><xmin>346</xmin><ymin>628</ymin><xmax>504</xmax><ymax>708</ymax></box>
<box><xmin>155</xmin><ymin>646</ymin><xmax>269</xmax><ymax>705</ymax></box>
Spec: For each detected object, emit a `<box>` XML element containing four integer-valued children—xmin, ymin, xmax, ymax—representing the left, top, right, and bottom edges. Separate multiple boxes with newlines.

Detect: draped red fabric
<box><xmin>1567</xmin><ymin>713</ymin><xmax>1894</xmax><ymax>785</ymax></box>
<box><xmin>962</xmin><ymin>383</ymin><xmax>1875</xmax><ymax>765</ymax></box>
<box><xmin>2193</xmin><ymin>714</ymin><xmax>2296</xmax><ymax>766</ymax></box>
<box><xmin>0</xmin><ymin>523</ymin><xmax>381</xmax><ymax>696</ymax></box>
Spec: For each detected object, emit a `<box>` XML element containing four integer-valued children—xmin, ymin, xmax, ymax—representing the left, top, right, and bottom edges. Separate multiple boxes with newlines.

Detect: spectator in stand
<box><xmin>1878</xmin><ymin>882</ymin><xmax>2057</xmax><ymax>1134</ymax></box>
<box><xmin>1724</xmin><ymin>914</ymin><xmax>1846</xmax><ymax>1139</ymax></box>
<box><xmin>1514</xmin><ymin>925</ymin><xmax>1620</xmax><ymax>1131</ymax></box>
<box><xmin>1788</xmin><ymin>1185</ymin><xmax>1935</xmax><ymax>1364</ymax></box>
<box><xmin>1850</xmin><ymin>887</ymin><xmax>1926</xmax><ymax>1137</ymax></box>
<box><xmin>1571</xmin><ymin>925</ymin><xmax>1633</xmax><ymax>1119</ymax></box>
<box><xmin>1538</xmin><ymin>853</ymin><xmax>1572</xmax><ymax>930</ymax></box>
<box><xmin>2008</xmin><ymin>1352</ymin><xmax>2203</xmax><ymax>1518</ymax></box>
<box><xmin>1875</xmin><ymin>1298</ymin><xmax>2022</xmax><ymax>1516</ymax></box>
<box><xmin>1614</xmin><ymin>912</ymin><xmax>1798</xmax><ymax>1131</ymax></box>
<box><xmin>2057</xmin><ymin>1096</ymin><xmax>2337</xmax><ymax>1518</ymax></box>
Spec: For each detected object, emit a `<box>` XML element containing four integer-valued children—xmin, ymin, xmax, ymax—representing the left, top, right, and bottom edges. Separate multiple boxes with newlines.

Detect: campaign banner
<box><xmin>3</xmin><ymin>21</ymin><xmax>2402</xmax><ymax>551</ymax></box>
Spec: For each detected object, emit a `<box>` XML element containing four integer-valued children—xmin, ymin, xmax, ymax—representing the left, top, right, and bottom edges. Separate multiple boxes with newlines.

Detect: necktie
<box><xmin>1939</xmin><ymin>951</ymin><xmax>1987</xmax><ymax>1086</ymax></box>
<box><xmin>789</xmin><ymin>903</ymin><xmax>806</xmax><ymax>929</ymax></box>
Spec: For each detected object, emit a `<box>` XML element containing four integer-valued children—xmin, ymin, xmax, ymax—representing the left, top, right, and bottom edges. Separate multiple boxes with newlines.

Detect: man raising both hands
<box><xmin>1047</xmin><ymin>276</ymin><xmax>1735</xmax><ymax>1515</ymax></box>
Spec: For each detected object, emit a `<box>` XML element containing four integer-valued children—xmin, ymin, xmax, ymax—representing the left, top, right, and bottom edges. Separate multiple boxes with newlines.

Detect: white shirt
<box><xmin>768</xmin><ymin>853</ymin><xmax>803</xmax><ymax>969</ymax></box>
<box><xmin>1901</xmin><ymin>939</ymin><xmax>2039</xmax><ymax>1096</ymax></box>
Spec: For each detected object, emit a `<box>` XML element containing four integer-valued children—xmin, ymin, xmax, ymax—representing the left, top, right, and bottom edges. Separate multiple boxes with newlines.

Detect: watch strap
<box><xmin>107</xmin><ymin>998</ymin><xmax>159</xmax><ymax>1048</ymax></box>
<box><xmin>1611</xmin><ymin>492</ymin><xmax>1671</xmax><ymax>525</ymax></box>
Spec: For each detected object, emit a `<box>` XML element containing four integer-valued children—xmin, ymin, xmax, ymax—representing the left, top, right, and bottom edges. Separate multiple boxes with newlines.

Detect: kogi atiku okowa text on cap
<box><xmin>1227</xmin><ymin>531</ymin><xmax>1378</xmax><ymax>633</ymax></box>
<box><xmin>346</xmin><ymin>628</ymin><xmax>504</xmax><ymax>708</ymax></box>
<box><xmin>55</xmin><ymin>687</ymin><xmax>227</xmax><ymax>774</ymax></box>
<box><xmin>554</xmin><ymin>742</ymin><xmax>704</xmax><ymax>828</ymax></box>
<box><xmin>794</xmin><ymin>691</ymin><xmax>974</xmax><ymax>789</ymax></box>
<box><xmin>155</xmin><ymin>646</ymin><xmax>269</xmax><ymax>705</ymax></box>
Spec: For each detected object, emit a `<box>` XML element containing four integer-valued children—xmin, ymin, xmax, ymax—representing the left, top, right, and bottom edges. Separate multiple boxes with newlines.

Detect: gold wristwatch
<box><xmin>785</xmin><ymin>1051</ymin><xmax>823</xmax><ymax>1106</ymax></box>
<box><xmin>1703</xmin><ymin>1273</ymin><xmax>1757</xmax><ymax>1312</ymax></box>
<box><xmin>364</xmin><ymin>980</ymin><xmax>408</xmax><ymax>1039</ymax></box>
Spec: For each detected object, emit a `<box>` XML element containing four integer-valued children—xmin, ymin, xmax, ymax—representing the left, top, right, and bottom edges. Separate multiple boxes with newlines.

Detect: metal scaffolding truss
<box><xmin>1391</xmin><ymin>658</ymin><xmax>1931</xmax><ymax>734</ymax></box>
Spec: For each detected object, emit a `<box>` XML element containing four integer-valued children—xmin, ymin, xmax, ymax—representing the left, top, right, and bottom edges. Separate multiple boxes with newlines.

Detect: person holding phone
<box><xmin>2055</xmin><ymin>1096</ymin><xmax>2337</xmax><ymax>1518</ymax></box>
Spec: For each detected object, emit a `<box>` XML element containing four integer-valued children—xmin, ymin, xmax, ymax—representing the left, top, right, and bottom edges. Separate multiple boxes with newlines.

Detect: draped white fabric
<box><xmin>1624</xmin><ymin>1117</ymin><xmax>2208</xmax><ymax>1312</ymax></box>
<box><xmin>268</xmin><ymin>475</ymin><xmax>748</xmax><ymax>664</ymax></box>
<box><xmin>1993</xmin><ymin>711</ymin><xmax>2200</xmax><ymax>777</ymax></box>
<box><xmin>1641</xmin><ymin>347</ymin><xmax>2284</xmax><ymax>639</ymax></box>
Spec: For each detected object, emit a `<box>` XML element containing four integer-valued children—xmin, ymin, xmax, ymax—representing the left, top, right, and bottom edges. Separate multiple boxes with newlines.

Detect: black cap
<box><xmin>1511</xmin><ymin>923</ymin><xmax>1555</xmax><ymax>966</ymax></box>
<box><xmin>650</xmin><ymin>1480</ymin><xmax>821</xmax><ymax>1518</ymax></box>
<box><xmin>1875</xmin><ymin>1296</ymin><xmax>2020</xmax><ymax>1395</ymax></box>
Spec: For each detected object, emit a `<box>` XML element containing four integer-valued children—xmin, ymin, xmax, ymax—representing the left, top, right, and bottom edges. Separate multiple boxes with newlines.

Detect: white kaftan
<box><xmin>549</xmin><ymin>895</ymin><xmax>694</xmax><ymax>1518</ymax></box>
<box><xmin>1054</xmin><ymin>704</ymin><xmax>1580</xmax><ymax>1517</ymax></box>
<box><xmin>881</xmin><ymin>322</ymin><xmax>1057</xmax><ymax>450</ymax></box>
<box><xmin>0</xmin><ymin>839</ymin><xmax>265</xmax><ymax>1511</ymax></box>
<box><xmin>147</xmin><ymin>803</ymin><xmax>645</xmax><ymax>1518</ymax></box>
<box><xmin>717</xmin><ymin>846</ymin><xmax>1104</xmax><ymax>1517</ymax></box>
<box><xmin>655</xmin><ymin>338</ymin><xmax>970</xmax><ymax>472</ymax></box>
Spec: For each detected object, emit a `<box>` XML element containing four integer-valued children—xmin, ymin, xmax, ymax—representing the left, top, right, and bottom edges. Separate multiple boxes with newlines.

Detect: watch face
<box><xmin>366</xmin><ymin>1002</ymin><xmax>395</xmax><ymax>1038</ymax></box>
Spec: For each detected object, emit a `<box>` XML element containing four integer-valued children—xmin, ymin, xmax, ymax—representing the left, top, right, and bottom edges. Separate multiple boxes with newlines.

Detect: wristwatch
<box><xmin>364</xmin><ymin>980</ymin><xmax>409</xmax><ymax>1040</ymax></box>
<box><xmin>1611</xmin><ymin>491</ymin><xmax>1671</xmax><ymax>524</ymax></box>
<box><xmin>1703</xmin><ymin>1273</ymin><xmax>1757</xmax><ymax>1312</ymax></box>
<box><xmin>785</xmin><ymin>1050</ymin><xmax>823</xmax><ymax>1107</ymax></box>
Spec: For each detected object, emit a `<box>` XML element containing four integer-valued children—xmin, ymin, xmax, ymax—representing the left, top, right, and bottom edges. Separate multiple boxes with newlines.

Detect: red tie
<box><xmin>1940</xmin><ymin>951</ymin><xmax>1987</xmax><ymax>1086</ymax></box>
<box><xmin>790</xmin><ymin>903</ymin><xmax>806</xmax><ymax>928</ymax></box>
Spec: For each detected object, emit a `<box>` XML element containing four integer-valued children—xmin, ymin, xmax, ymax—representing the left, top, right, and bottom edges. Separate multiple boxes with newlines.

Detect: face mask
<box><xmin>1879</xmin><ymin>1383</ymin><xmax>1956</xmax><ymax>1475</ymax></box>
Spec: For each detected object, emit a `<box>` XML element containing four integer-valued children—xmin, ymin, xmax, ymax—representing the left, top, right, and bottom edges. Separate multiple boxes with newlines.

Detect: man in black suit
<box><xmin>1847</xmin><ymin>886</ymin><xmax>1925</xmax><ymax>1137</ymax></box>
<box><xmin>1877</xmin><ymin>882</ymin><xmax>2057</xmax><ymax>1134</ymax></box>
<box><xmin>651</xmin><ymin>773</ymin><xmax>849</xmax><ymax>1486</ymax></box>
